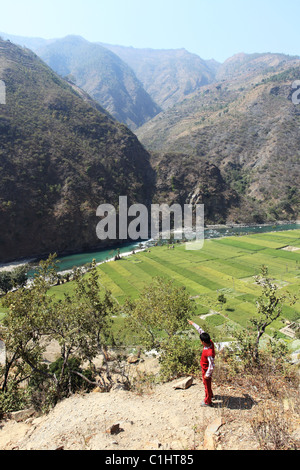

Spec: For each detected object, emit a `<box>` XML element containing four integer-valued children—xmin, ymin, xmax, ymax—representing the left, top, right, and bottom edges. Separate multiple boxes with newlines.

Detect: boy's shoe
<box><xmin>201</xmin><ymin>402</ymin><xmax>213</xmax><ymax>407</ymax></box>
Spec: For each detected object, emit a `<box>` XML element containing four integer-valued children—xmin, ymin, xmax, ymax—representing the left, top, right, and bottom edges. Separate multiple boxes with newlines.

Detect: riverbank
<box><xmin>0</xmin><ymin>258</ymin><xmax>36</xmax><ymax>273</ymax></box>
<box><xmin>0</xmin><ymin>221</ymin><xmax>299</xmax><ymax>274</ymax></box>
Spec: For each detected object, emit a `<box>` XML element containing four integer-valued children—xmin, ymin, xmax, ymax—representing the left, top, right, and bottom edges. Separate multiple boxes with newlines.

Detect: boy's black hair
<box><xmin>200</xmin><ymin>332</ymin><xmax>211</xmax><ymax>344</ymax></box>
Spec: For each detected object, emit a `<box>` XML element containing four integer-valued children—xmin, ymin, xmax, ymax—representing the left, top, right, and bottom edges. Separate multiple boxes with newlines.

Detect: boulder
<box><xmin>173</xmin><ymin>377</ymin><xmax>193</xmax><ymax>390</ymax></box>
<box><xmin>10</xmin><ymin>408</ymin><xmax>36</xmax><ymax>423</ymax></box>
<box><xmin>203</xmin><ymin>417</ymin><xmax>225</xmax><ymax>450</ymax></box>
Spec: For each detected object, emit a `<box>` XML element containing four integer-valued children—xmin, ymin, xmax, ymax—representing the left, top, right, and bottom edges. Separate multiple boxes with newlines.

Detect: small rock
<box><xmin>10</xmin><ymin>408</ymin><xmax>36</xmax><ymax>423</ymax></box>
<box><xmin>106</xmin><ymin>423</ymin><xmax>123</xmax><ymax>435</ymax></box>
<box><xmin>173</xmin><ymin>377</ymin><xmax>193</xmax><ymax>390</ymax></box>
<box><xmin>127</xmin><ymin>355</ymin><xmax>140</xmax><ymax>364</ymax></box>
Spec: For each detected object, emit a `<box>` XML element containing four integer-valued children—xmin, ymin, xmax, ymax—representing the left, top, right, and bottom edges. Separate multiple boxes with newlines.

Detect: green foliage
<box><xmin>225</xmin><ymin>167</ymin><xmax>251</xmax><ymax>195</ymax></box>
<box><xmin>0</xmin><ymin>260</ymin><xmax>28</xmax><ymax>296</ymax></box>
<box><xmin>0</xmin><ymin>381</ymin><xmax>28</xmax><ymax>416</ymax></box>
<box><xmin>125</xmin><ymin>277</ymin><xmax>199</xmax><ymax>380</ymax></box>
<box><xmin>217</xmin><ymin>293</ymin><xmax>227</xmax><ymax>310</ymax></box>
<box><xmin>0</xmin><ymin>255</ymin><xmax>118</xmax><ymax>411</ymax></box>
<box><xmin>49</xmin><ymin>357</ymin><xmax>94</xmax><ymax>395</ymax></box>
<box><xmin>0</xmin><ymin>272</ymin><xmax>13</xmax><ymax>295</ymax></box>
<box><xmin>228</xmin><ymin>265</ymin><xmax>297</xmax><ymax>366</ymax></box>
<box><xmin>158</xmin><ymin>335</ymin><xmax>200</xmax><ymax>379</ymax></box>
<box><xmin>251</xmin><ymin>265</ymin><xmax>296</xmax><ymax>362</ymax></box>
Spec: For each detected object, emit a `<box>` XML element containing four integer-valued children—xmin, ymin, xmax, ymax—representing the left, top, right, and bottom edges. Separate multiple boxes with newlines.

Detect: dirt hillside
<box><xmin>0</xmin><ymin>355</ymin><xmax>266</xmax><ymax>451</ymax></box>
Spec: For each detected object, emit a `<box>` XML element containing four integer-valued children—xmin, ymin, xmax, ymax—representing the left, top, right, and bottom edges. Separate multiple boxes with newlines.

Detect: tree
<box><xmin>0</xmin><ymin>265</ymin><xmax>29</xmax><ymax>296</ymax></box>
<box><xmin>250</xmin><ymin>265</ymin><xmax>296</xmax><ymax>363</ymax></box>
<box><xmin>0</xmin><ymin>255</ymin><xmax>118</xmax><ymax>411</ymax></box>
<box><xmin>0</xmin><ymin>256</ymin><xmax>57</xmax><ymax>399</ymax></box>
<box><xmin>228</xmin><ymin>266</ymin><xmax>297</xmax><ymax>367</ymax></box>
<box><xmin>217</xmin><ymin>293</ymin><xmax>227</xmax><ymax>310</ymax></box>
<box><xmin>0</xmin><ymin>272</ymin><xmax>13</xmax><ymax>295</ymax></box>
<box><xmin>125</xmin><ymin>277</ymin><xmax>198</xmax><ymax>379</ymax></box>
<box><xmin>10</xmin><ymin>265</ymin><xmax>29</xmax><ymax>289</ymax></box>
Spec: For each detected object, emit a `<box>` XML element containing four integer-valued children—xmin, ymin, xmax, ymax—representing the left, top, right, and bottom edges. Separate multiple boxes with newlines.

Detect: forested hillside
<box><xmin>137</xmin><ymin>57</ymin><xmax>300</xmax><ymax>222</ymax></box>
<box><xmin>0</xmin><ymin>39</ymin><xmax>154</xmax><ymax>262</ymax></box>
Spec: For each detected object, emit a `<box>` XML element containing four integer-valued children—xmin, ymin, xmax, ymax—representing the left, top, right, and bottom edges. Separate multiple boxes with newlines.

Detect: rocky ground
<box><xmin>0</xmin><ymin>354</ymin><xmax>269</xmax><ymax>451</ymax></box>
<box><xmin>0</xmin><ymin>380</ymin><xmax>259</xmax><ymax>451</ymax></box>
<box><xmin>1</xmin><ymin>346</ymin><xmax>299</xmax><ymax>452</ymax></box>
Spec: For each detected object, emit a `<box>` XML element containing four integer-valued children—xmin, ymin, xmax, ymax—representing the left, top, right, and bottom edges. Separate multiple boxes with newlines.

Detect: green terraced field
<box><xmin>2</xmin><ymin>230</ymin><xmax>300</xmax><ymax>343</ymax></box>
<box><xmin>92</xmin><ymin>230</ymin><xmax>300</xmax><ymax>340</ymax></box>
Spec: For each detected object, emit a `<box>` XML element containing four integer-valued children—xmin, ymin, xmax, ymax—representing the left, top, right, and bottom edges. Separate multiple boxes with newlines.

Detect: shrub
<box><xmin>125</xmin><ymin>277</ymin><xmax>199</xmax><ymax>380</ymax></box>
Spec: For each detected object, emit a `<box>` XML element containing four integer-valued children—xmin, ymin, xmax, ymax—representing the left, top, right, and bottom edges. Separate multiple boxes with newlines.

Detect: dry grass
<box><xmin>211</xmin><ymin>350</ymin><xmax>300</xmax><ymax>450</ymax></box>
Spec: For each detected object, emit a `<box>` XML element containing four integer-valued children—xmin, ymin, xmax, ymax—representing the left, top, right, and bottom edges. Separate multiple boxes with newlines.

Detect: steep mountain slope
<box><xmin>34</xmin><ymin>36</ymin><xmax>162</xmax><ymax>130</ymax></box>
<box><xmin>0</xmin><ymin>38</ymin><xmax>155</xmax><ymax>262</ymax></box>
<box><xmin>101</xmin><ymin>44</ymin><xmax>216</xmax><ymax>110</ymax></box>
<box><xmin>136</xmin><ymin>57</ymin><xmax>300</xmax><ymax>222</ymax></box>
<box><xmin>151</xmin><ymin>152</ymin><xmax>239</xmax><ymax>224</ymax></box>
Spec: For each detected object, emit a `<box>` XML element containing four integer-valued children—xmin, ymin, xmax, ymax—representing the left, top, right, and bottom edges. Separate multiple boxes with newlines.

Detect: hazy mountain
<box><xmin>0</xmin><ymin>31</ymin><xmax>55</xmax><ymax>51</ymax></box>
<box><xmin>1</xmin><ymin>32</ymin><xmax>162</xmax><ymax>129</ymax></box>
<box><xmin>101</xmin><ymin>44</ymin><xmax>217</xmax><ymax>110</ymax></box>
<box><xmin>216</xmin><ymin>52</ymin><xmax>300</xmax><ymax>81</ymax></box>
<box><xmin>1</xmin><ymin>32</ymin><xmax>299</xmax><ymax>258</ymax></box>
<box><xmin>33</xmin><ymin>36</ymin><xmax>162</xmax><ymax>130</ymax></box>
<box><xmin>0</xmin><ymin>38</ymin><xmax>155</xmax><ymax>262</ymax></box>
<box><xmin>136</xmin><ymin>57</ymin><xmax>300</xmax><ymax>222</ymax></box>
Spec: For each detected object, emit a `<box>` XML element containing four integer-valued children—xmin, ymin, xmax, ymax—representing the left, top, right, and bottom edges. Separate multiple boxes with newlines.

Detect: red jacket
<box><xmin>200</xmin><ymin>341</ymin><xmax>215</xmax><ymax>376</ymax></box>
<box><xmin>191</xmin><ymin>323</ymin><xmax>215</xmax><ymax>378</ymax></box>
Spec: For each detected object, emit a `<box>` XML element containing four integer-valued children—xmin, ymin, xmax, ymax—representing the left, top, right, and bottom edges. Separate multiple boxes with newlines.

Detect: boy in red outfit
<box><xmin>188</xmin><ymin>320</ymin><xmax>215</xmax><ymax>407</ymax></box>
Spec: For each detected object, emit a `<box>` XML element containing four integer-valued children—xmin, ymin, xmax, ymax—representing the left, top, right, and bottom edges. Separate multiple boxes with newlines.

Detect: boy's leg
<box><xmin>204</xmin><ymin>377</ymin><xmax>212</xmax><ymax>404</ymax></box>
<box><xmin>202</xmin><ymin>372</ymin><xmax>213</xmax><ymax>405</ymax></box>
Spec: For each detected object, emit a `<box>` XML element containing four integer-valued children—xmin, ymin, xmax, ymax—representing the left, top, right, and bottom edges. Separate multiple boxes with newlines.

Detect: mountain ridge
<box><xmin>0</xmin><ymin>38</ymin><xmax>155</xmax><ymax>262</ymax></box>
<box><xmin>0</xmin><ymin>33</ymin><xmax>162</xmax><ymax>130</ymax></box>
<box><xmin>34</xmin><ymin>35</ymin><xmax>162</xmax><ymax>130</ymax></box>
<box><xmin>0</xmin><ymin>38</ymin><xmax>238</xmax><ymax>263</ymax></box>
<box><xmin>100</xmin><ymin>42</ymin><xmax>218</xmax><ymax>109</ymax></box>
<box><xmin>136</xmin><ymin>58</ymin><xmax>300</xmax><ymax>223</ymax></box>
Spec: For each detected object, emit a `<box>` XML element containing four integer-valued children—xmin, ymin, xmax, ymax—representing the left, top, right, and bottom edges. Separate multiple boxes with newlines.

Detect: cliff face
<box><xmin>0</xmin><ymin>39</ymin><xmax>155</xmax><ymax>262</ymax></box>
<box><xmin>151</xmin><ymin>153</ymin><xmax>239</xmax><ymax>224</ymax></box>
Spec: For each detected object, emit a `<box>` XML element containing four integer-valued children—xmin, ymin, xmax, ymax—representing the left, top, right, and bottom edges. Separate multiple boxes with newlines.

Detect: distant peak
<box><xmin>59</xmin><ymin>35</ymin><xmax>88</xmax><ymax>43</ymax></box>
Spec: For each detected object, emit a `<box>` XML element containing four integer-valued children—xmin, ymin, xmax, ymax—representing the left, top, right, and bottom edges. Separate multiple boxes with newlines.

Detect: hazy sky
<box><xmin>0</xmin><ymin>0</ymin><xmax>299</xmax><ymax>62</ymax></box>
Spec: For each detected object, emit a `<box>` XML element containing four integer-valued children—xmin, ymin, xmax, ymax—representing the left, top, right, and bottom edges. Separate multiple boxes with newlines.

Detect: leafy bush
<box><xmin>49</xmin><ymin>357</ymin><xmax>95</xmax><ymax>396</ymax></box>
<box><xmin>125</xmin><ymin>277</ymin><xmax>199</xmax><ymax>380</ymax></box>
<box><xmin>0</xmin><ymin>381</ymin><xmax>28</xmax><ymax>416</ymax></box>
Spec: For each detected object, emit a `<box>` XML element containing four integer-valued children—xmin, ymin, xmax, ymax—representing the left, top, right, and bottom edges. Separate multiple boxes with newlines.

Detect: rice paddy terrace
<box><xmin>51</xmin><ymin>229</ymin><xmax>300</xmax><ymax>347</ymax></box>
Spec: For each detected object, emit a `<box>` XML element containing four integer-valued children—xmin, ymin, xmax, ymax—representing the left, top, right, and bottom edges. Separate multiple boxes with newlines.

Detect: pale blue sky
<box><xmin>0</xmin><ymin>0</ymin><xmax>299</xmax><ymax>62</ymax></box>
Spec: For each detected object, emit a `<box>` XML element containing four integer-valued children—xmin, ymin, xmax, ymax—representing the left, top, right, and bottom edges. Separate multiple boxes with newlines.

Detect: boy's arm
<box><xmin>205</xmin><ymin>356</ymin><xmax>215</xmax><ymax>378</ymax></box>
<box><xmin>188</xmin><ymin>320</ymin><xmax>205</xmax><ymax>335</ymax></box>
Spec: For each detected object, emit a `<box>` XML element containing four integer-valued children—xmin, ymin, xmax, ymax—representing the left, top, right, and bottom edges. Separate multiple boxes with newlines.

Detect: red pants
<box><xmin>202</xmin><ymin>370</ymin><xmax>213</xmax><ymax>405</ymax></box>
